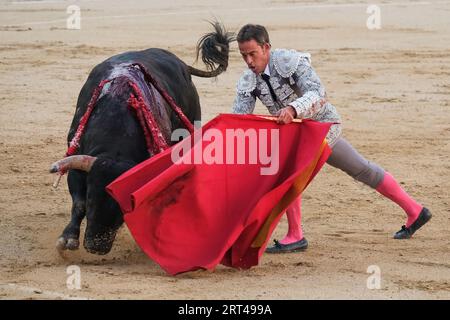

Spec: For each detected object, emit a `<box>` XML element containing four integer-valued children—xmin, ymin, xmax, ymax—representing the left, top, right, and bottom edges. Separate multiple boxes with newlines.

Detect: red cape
<box><xmin>107</xmin><ymin>114</ymin><xmax>331</xmax><ymax>275</ymax></box>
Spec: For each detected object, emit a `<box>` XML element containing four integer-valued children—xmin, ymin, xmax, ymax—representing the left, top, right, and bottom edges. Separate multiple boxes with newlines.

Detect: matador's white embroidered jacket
<box><xmin>232</xmin><ymin>49</ymin><xmax>342</xmax><ymax>146</ymax></box>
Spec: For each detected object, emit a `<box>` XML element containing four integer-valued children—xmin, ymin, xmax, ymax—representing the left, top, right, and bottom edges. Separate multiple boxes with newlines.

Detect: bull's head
<box><xmin>51</xmin><ymin>155</ymin><xmax>131</xmax><ymax>255</ymax></box>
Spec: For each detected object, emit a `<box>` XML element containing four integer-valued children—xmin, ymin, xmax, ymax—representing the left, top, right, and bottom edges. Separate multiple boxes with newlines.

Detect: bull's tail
<box><xmin>188</xmin><ymin>21</ymin><xmax>235</xmax><ymax>78</ymax></box>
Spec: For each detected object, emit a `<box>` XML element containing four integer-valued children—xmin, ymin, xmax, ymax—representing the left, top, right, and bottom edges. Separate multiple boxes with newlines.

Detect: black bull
<box><xmin>50</xmin><ymin>23</ymin><xmax>234</xmax><ymax>255</ymax></box>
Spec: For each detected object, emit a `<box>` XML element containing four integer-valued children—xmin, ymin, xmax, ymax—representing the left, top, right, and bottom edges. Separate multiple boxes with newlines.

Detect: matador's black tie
<box><xmin>261</xmin><ymin>73</ymin><xmax>278</xmax><ymax>102</ymax></box>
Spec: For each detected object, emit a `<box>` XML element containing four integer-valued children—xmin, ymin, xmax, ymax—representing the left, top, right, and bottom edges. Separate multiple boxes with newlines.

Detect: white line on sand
<box><xmin>0</xmin><ymin>283</ymin><xmax>90</xmax><ymax>300</ymax></box>
<box><xmin>3</xmin><ymin>1</ymin><xmax>450</xmax><ymax>27</ymax></box>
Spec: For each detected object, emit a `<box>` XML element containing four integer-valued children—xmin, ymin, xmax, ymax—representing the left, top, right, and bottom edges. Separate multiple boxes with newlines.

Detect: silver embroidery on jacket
<box><xmin>273</xmin><ymin>49</ymin><xmax>311</xmax><ymax>78</ymax></box>
<box><xmin>233</xmin><ymin>49</ymin><xmax>342</xmax><ymax>145</ymax></box>
<box><xmin>236</xmin><ymin>69</ymin><xmax>256</xmax><ymax>97</ymax></box>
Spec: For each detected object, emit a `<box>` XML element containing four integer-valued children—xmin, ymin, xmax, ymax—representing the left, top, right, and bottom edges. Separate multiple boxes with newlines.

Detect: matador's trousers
<box><xmin>326</xmin><ymin>138</ymin><xmax>385</xmax><ymax>188</ymax></box>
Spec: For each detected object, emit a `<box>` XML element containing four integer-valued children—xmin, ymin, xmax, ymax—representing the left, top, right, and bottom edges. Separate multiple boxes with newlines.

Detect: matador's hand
<box><xmin>276</xmin><ymin>106</ymin><xmax>297</xmax><ymax>124</ymax></box>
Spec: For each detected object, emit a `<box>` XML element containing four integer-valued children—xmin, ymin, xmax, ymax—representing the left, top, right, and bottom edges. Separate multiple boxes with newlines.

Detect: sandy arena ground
<box><xmin>0</xmin><ymin>0</ymin><xmax>449</xmax><ymax>299</ymax></box>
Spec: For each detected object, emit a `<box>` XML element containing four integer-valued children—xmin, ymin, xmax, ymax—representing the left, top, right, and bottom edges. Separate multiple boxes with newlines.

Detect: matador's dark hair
<box><xmin>237</xmin><ymin>24</ymin><xmax>270</xmax><ymax>46</ymax></box>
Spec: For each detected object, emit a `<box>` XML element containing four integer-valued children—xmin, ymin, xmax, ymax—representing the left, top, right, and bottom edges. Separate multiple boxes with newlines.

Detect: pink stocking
<box><xmin>279</xmin><ymin>195</ymin><xmax>304</xmax><ymax>244</ymax></box>
<box><xmin>376</xmin><ymin>172</ymin><xmax>423</xmax><ymax>227</ymax></box>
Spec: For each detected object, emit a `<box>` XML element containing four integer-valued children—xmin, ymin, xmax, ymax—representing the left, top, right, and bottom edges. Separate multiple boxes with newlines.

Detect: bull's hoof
<box><xmin>56</xmin><ymin>236</ymin><xmax>80</xmax><ymax>252</ymax></box>
<box><xmin>66</xmin><ymin>238</ymin><xmax>80</xmax><ymax>250</ymax></box>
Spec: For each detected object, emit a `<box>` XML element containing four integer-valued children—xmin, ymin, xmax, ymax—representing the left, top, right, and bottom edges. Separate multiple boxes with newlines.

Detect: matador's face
<box><xmin>238</xmin><ymin>39</ymin><xmax>271</xmax><ymax>75</ymax></box>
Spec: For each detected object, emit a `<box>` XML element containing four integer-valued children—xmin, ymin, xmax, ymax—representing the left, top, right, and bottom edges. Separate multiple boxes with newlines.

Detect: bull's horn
<box><xmin>49</xmin><ymin>155</ymin><xmax>97</xmax><ymax>173</ymax></box>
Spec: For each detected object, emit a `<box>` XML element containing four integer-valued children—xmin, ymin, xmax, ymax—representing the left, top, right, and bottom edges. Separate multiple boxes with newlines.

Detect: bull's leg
<box><xmin>56</xmin><ymin>170</ymin><xmax>87</xmax><ymax>251</ymax></box>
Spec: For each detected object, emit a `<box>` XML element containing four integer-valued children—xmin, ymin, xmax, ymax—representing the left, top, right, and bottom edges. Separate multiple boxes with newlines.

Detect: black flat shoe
<box><xmin>265</xmin><ymin>238</ymin><xmax>308</xmax><ymax>253</ymax></box>
<box><xmin>394</xmin><ymin>207</ymin><xmax>432</xmax><ymax>239</ymax></box>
